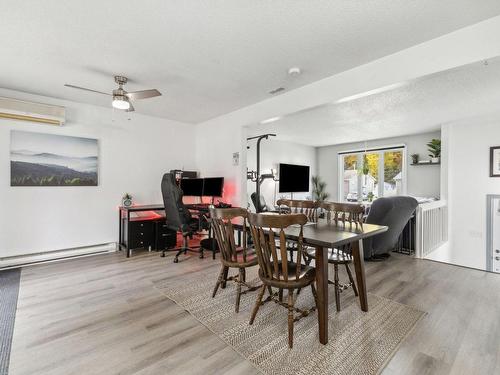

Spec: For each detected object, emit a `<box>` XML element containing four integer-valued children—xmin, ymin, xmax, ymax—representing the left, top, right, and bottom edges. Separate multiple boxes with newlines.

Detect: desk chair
<box><xmin>210</xmin><ymin>207</ymin><xmax>259</xmax><ymax>312</ymax></box>
<box><xmin>304</xmin><ymin>201</ymin><xmax>364</xmax><ymax>311</ymax></box>
<box><xmin>248</xmin><ymin>212</ymin><xmax>318</xmax><ymax>349</ymax></box>
<box><xmin>363</xmin><ymin>196</ymin><xmax>418</xmax><ymax>261</ymax></box>
<box><xmin>160</xmin><ymin>173</ymin><xmax>207</xmax><ymax>263</ymax></box>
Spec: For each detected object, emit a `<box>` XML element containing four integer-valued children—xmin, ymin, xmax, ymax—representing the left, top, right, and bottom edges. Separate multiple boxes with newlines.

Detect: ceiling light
<box><xmin>260</xmin><ymin>116</ymin><xmax>281</xmax><ymax>125</ymax></box>
<box><xmin>112</xmin><ymin>95</ymin><xmax>130</xmax><ymax>110</ymax></box>
<box><xmin>288</xmin><ymin>67</ymin><xmax>301</xmax><ymax>76</ymax></box>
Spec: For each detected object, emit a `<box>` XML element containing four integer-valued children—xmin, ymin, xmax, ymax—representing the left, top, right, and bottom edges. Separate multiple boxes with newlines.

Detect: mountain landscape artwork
<box><xmin>11</xmin><ymin>130</ymin><xmax>98</xmax><ymax>186</ymax></box>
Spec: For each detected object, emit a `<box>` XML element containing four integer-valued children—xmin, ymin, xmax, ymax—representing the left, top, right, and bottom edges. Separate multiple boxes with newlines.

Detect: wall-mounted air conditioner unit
<box><xmin>0</xmin><ymin>97</ymin><xmax>66</xmax><ymax>126</ymax></box>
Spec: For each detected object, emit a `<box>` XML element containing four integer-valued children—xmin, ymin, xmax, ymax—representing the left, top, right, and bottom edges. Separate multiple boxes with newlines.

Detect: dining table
<box><xmin>232</xmin><ymin>217</ymin><xmax>388</xmax><ymax>345</ymax></box>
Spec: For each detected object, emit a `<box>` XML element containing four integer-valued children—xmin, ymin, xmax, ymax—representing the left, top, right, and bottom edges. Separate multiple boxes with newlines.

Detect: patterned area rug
<box><xmin>0</xmin><ymin>268</ymin><xmax>21</xmax><ymax>375</ymax></box>
<box><xmin>154</xmin><ymin>265</ymin><xmax>424</xmax><ymax>375</ymax></box>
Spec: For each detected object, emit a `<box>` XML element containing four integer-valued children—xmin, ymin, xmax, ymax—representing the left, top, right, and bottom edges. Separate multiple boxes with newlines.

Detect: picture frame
<box><xmin>10</xmin><ymin>130</ymin><xmax>98</xmax><ymax>186</ymax></box>
<box><xmin>490</xmin><ymin>146</ymin><xmax>500</xmax><ymax>177</ymax></box>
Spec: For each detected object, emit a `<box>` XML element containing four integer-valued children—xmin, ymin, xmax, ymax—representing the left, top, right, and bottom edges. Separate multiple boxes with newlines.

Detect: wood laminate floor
<box><xmin>8</xmin><ymin>251</ymin><xmax>500</xmax><ymax>375</ymax></box>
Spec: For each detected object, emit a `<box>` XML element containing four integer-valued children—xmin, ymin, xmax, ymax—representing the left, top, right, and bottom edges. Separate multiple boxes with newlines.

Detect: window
<box><xmin>338</xmin><ymin>146</ymin><xmax>406</xmax><ymax>202</ymax></box>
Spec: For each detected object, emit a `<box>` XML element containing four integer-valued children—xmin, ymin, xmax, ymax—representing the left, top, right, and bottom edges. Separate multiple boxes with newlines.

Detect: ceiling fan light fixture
<box><xmin>112</xmin><ymin>95</ymin><xmax>130</xmax><ymax>110</ymax></box>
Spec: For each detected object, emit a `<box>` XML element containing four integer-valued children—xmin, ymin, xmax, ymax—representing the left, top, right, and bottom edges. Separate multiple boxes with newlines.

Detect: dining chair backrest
<box><xmin>210</xmin><ymin>207</ymin><xmax>250</xmax><ymax>265</ymax></box>
<box><xmin>276</xmin><ymin>199</ymin><xmax>318</xmax><ymax>222</ymax></box>
<box><xmin>320</xmin><ymin>201</ymin><xmax>364</xmax><ymax>229</ymax></box>
<box><xmin>248</xmin><ymin>212</ymin><xmax>307</xmax><ymax>283</ymax></box>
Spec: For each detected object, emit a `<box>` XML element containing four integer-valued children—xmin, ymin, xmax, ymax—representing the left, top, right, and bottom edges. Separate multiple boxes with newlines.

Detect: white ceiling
<box><xmin>2</xmin><ymin>1</ymin><xmax>500</xmax><ymax>123</ymax></box>
<box><xmin>247</xmin><ymin>57</ymin><xmax>500</xmax><ymax>146</ymax></box>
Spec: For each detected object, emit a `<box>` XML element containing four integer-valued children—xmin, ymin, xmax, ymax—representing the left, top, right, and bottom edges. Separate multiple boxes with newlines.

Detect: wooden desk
<box><xmin>119</xmin><ymin>204</ymin><xmax>214</xmax><ymax>258</ymax></box>
<box><xmin>233</xmin><ymin>218</ymin><xmax>387</xmax><ymax>345</ymax></box>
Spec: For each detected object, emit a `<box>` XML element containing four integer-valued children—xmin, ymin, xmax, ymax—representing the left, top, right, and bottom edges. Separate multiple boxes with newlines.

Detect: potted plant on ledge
<box><xmin>427</xmin><ymin>139</ymin><xmax>441</xmax><ymax>163</ymax></box>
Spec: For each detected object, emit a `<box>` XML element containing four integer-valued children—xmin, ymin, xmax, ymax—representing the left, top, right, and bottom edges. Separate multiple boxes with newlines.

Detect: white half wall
<box><xmin>246</xmin><ymin>139</ymin><xmax>317</xmax><ymax>210</ymax></box>
<box><xmin>0</xmin><ymin>88</ymin><xmax>196</xmax><ymax>258</ymax></box>
<box><xmin>316</xmin><ymin>131</ymin><xmax>441</xmax><ymax>200</ymax></box>
<box><xmin>443</xmin><ymin>115</ymin><xmax>500</xmax><ymax>270</ymax></box>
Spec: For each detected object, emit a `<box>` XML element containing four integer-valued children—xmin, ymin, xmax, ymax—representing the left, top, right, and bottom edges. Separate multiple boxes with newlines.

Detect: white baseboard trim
<box><xmin>0</xmin><ymin>243</ymin><xmax>117</xmax><ymax>269</ymax></box>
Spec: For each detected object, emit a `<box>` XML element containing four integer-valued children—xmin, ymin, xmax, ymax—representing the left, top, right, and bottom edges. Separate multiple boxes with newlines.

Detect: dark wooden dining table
<box><xmin>233</xmin><ymin>218</ymin><xmax>388</xmax><ymax>345</ymax></box>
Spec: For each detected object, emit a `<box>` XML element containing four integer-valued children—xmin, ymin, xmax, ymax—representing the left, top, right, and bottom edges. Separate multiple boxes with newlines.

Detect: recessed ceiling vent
<box><xmin>269</xmin><ymin>87</ymin><xmax>285</xmax><ymax>95</ymax></box>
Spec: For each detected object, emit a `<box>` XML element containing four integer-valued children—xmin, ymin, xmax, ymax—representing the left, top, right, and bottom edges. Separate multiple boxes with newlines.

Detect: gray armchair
<box><xmin>363</xmin><ymin>196</ymin><xmax>418</xmax><ymax>260</ymax></box>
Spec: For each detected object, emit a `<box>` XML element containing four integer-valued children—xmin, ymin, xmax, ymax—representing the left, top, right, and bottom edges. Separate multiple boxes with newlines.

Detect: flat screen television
<box><xmin>180</xmin><ymin>178</ymin><xmax>204</xmax><ymax>196</ymax></box>
<box><xmin>278</xmin><ymin>163</ymin><xmax>310</xmax><ymax>193</ymax></box>
<box><xmin>202</xmin><ymin>177</ymin><xmax>224</xmax><ymax>197</ymax></box>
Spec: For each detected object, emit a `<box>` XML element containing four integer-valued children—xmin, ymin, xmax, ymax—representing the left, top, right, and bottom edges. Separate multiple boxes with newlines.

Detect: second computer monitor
<box><xmin>203</xmin><ymin>177</ymin><xmax>224</xmax><ymax>197</ymax></box>
<box><xmin>180</xmin><ymin>178</ymin><xmax>204</xmax><ymax>196</ymax></box>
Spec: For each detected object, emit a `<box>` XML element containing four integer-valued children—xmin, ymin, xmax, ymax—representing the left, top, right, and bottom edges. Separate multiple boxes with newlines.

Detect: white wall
<box><xmin>316</xmin><ymin>131</ymin><xmax>441</xmax><ymax>200</ymax></box>
<box><xmin>441</xmin><ymin>115</ymin><xmax>500</xmax><ymax>270</ymax></box>
<box><xmin>246</xmin><ymin>139</ymin><xmax>317</xmax><ymax>210</ymax></box>
<box><xmin>0</xmin><ymin>89</ymin><xmax>196</xmax><ymax>258</ymax></box>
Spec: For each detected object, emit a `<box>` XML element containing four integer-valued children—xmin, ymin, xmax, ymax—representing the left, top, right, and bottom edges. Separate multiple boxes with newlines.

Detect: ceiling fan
<box><xmin>64</xmin><ymin>76</ymin><xmax>161</xmax><ymax>112</ymax></box>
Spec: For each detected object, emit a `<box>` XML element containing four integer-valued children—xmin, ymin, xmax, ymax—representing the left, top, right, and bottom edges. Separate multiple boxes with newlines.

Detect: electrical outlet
<box><xmin>232</xmin><ymin>152</ymin><xmax>239</xmax><ymax>166</ymax></box>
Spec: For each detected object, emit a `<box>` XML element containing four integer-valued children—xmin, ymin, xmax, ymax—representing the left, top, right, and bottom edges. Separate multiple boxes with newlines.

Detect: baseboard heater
<box><xmin>0</xmin><ymin>243</ymin><xmax>117</xmax><ymax>270</ymax></box>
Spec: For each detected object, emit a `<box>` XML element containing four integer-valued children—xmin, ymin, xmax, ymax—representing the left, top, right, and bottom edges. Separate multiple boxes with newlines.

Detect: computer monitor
<box><xmin>202</xmin><ymin>177</ymin><xmax>224</xmax><ymax>197</ymax></box>
<box><xmin>278</xmin><ymin>163</ymin><xmax>310</xmax><ymax>193</ymax></box>
<box><xmin>180</xmin><ymin>178</ymin><xmax>204</xmax><ymax>196</ymax></box>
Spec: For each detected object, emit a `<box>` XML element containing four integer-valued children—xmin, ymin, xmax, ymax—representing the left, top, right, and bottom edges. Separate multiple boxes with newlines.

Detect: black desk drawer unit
<box><xmin>127</xmin><ymin>221</ymin><xmax>155</xmax><ymax>250</ymax></box>
<box><xmin>155</xmin><ymin>221</ymin><xmax>177</xmax><ymax>250</ymax></box>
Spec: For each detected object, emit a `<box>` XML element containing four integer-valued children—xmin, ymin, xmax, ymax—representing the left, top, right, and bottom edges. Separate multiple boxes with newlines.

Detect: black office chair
<box><xmin>250</xmin><ymin>192</ymin><xmax>283</xmax><ymax>213</ymax></box>
<box><xmin>161</xmin><ymin>173</ymin><xmax>207</xmax><ymax>263</ymax></box>
<box><xmin>363</xmin><ymin>196</ymin><xmax>418</xmax><ymax>261</ymax></box>
<box><xmin>250</xmin><ymin>192</ymin><xmax>269</xmax><ymax>212</ymax></box>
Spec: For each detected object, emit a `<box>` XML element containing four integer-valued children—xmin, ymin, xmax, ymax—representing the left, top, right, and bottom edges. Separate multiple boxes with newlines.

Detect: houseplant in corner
<box><xmin>427</xmin><ymin>139</ymin><xmax>441</xmax><ymax>163</ymax></box>
<box><xmin>312</xmin><ymin>176</ymin><xmax>330</xmax><ymax>218</ymax></box>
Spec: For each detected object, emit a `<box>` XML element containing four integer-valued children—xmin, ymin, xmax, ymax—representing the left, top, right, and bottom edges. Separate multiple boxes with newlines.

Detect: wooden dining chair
<box><xmin>210</xmin><ymin>207</ymin><xmax>260</xmax><ymax>313</ymax></box>
<box><xmin>305</xmin><ymin>201</ymin><xmax>364</xmax><ymax>311</ymax></box>
<box><xmin>248</xmin><ymin>212</ymin><xmax>318</xmax><ymax>349</ymax></box>
<box><xmin>276</xmin><ymin>199</ymin><xmax>318</xmax><ymax>222</ymax></box>
<box><xmin>275</xmin><ymin>199</ymin><xmax>318</xmax><ymax>262</ymax></box>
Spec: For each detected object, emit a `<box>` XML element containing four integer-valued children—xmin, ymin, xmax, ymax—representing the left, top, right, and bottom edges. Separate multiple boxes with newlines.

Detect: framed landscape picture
<box><xmin>490</xmin><ymin>146</ymin><xmax>500</xmax><ymax>177</ymax></box>
<box><xmin>10</xmin><ymin>130</ymin><xmax>98</xmax><ymax>186</ymax></box>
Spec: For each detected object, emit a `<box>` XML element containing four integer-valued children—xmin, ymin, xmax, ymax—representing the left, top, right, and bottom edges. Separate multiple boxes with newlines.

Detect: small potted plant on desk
<box><xmin>312</xmin><ymin>176</ymin><xmax>330</xmax><ymax>218</ymax></box>
<box><xmin>122</xmin><ymin>193</ymin><xmax>133</xmax><ymax>207</ymax></box>
<box><xmin>427</xmin><ymin>139</ymin><xmax>441</xmax><ymax>163</ymax></box>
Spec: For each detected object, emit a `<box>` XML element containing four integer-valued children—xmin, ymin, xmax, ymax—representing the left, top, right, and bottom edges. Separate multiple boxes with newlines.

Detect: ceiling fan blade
<box><xmin>126</xmin><ymin>102</ymin><xmax>135</xmax><ymax>112</ymax></box>
<box><xmin>126</xmin><ymin>89</ymin><xmax>161</xmax><ymax>100</ymax></box>
<box><xmin>64</xmin><ymin>84</ymin><xmax>110</xmax><ymax>96</ymax></box>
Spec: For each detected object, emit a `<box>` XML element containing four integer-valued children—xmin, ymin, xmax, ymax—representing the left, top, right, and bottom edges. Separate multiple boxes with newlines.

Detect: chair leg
<box><xmin>267</xmin><ymin>286</ymin><xmax>273</xmax><ymax>296</ymax></box>
<box><xmin>288</xmin><ymin>289</ymin><xmax>295</xmax><ymax>349</ymax></box>
<box><xmin>221</xmin><ymin>266</ymin><xmax>229</xmax><ymax>289</ymax></box>
<box><xmin>334</xmin><ymin>263</ymin><xmax>340</xmax><ymax>312</ymax></box>
<box><xmin>278</xmin><ymin>288</ymin><xmax>283</xmax><ymax>302</ymax></box>
<box><xmin>289</xmin><ymin>249</ymin><xmax>294</xmax><ymax>262</ymax></box>
<box><xmin>345</xmin><ymin>263</ymin><xmax>358</xmax><ymax>296</ymax></box>
<box><xmin>310</xmin><ymin>282</ymin><xmax>319</xmax><ymax>311</ymax></box>
<box><xmin>249</xmin><ymin>285</ymin><xmax>266</xmax><ymax>325</ymax></box>
<box><xmin>235</xmin><ymin>268</ymin><xmax>244</xmax><ymax>313</ymax></box>
<box><xmin>241</xmin><ymin>268</ymin><xmax>246</xmax><ymax>283</ymax></box>
<box><xmin>212</xmin><ymin>265</ymin><xmax>225</xmax><ymax>298</ymax></box>
<box><xmin>302</xmin><ymin>252</ymin><xmax>310</xmax><ymax>265</ymax></box>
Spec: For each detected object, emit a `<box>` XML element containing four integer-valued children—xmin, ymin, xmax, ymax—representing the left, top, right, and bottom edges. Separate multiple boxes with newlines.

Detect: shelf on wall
<box><xmin>410</xmin><ymin>162</ymin><xmax>440</xmax><ymax>166</ymax></box>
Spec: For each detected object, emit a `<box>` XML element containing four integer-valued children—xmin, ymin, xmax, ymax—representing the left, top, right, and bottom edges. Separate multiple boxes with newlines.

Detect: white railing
<box><xmin>415</xmin><ymin>200</ymin><xmax>448</xmax><ymax>258</ymax></box>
